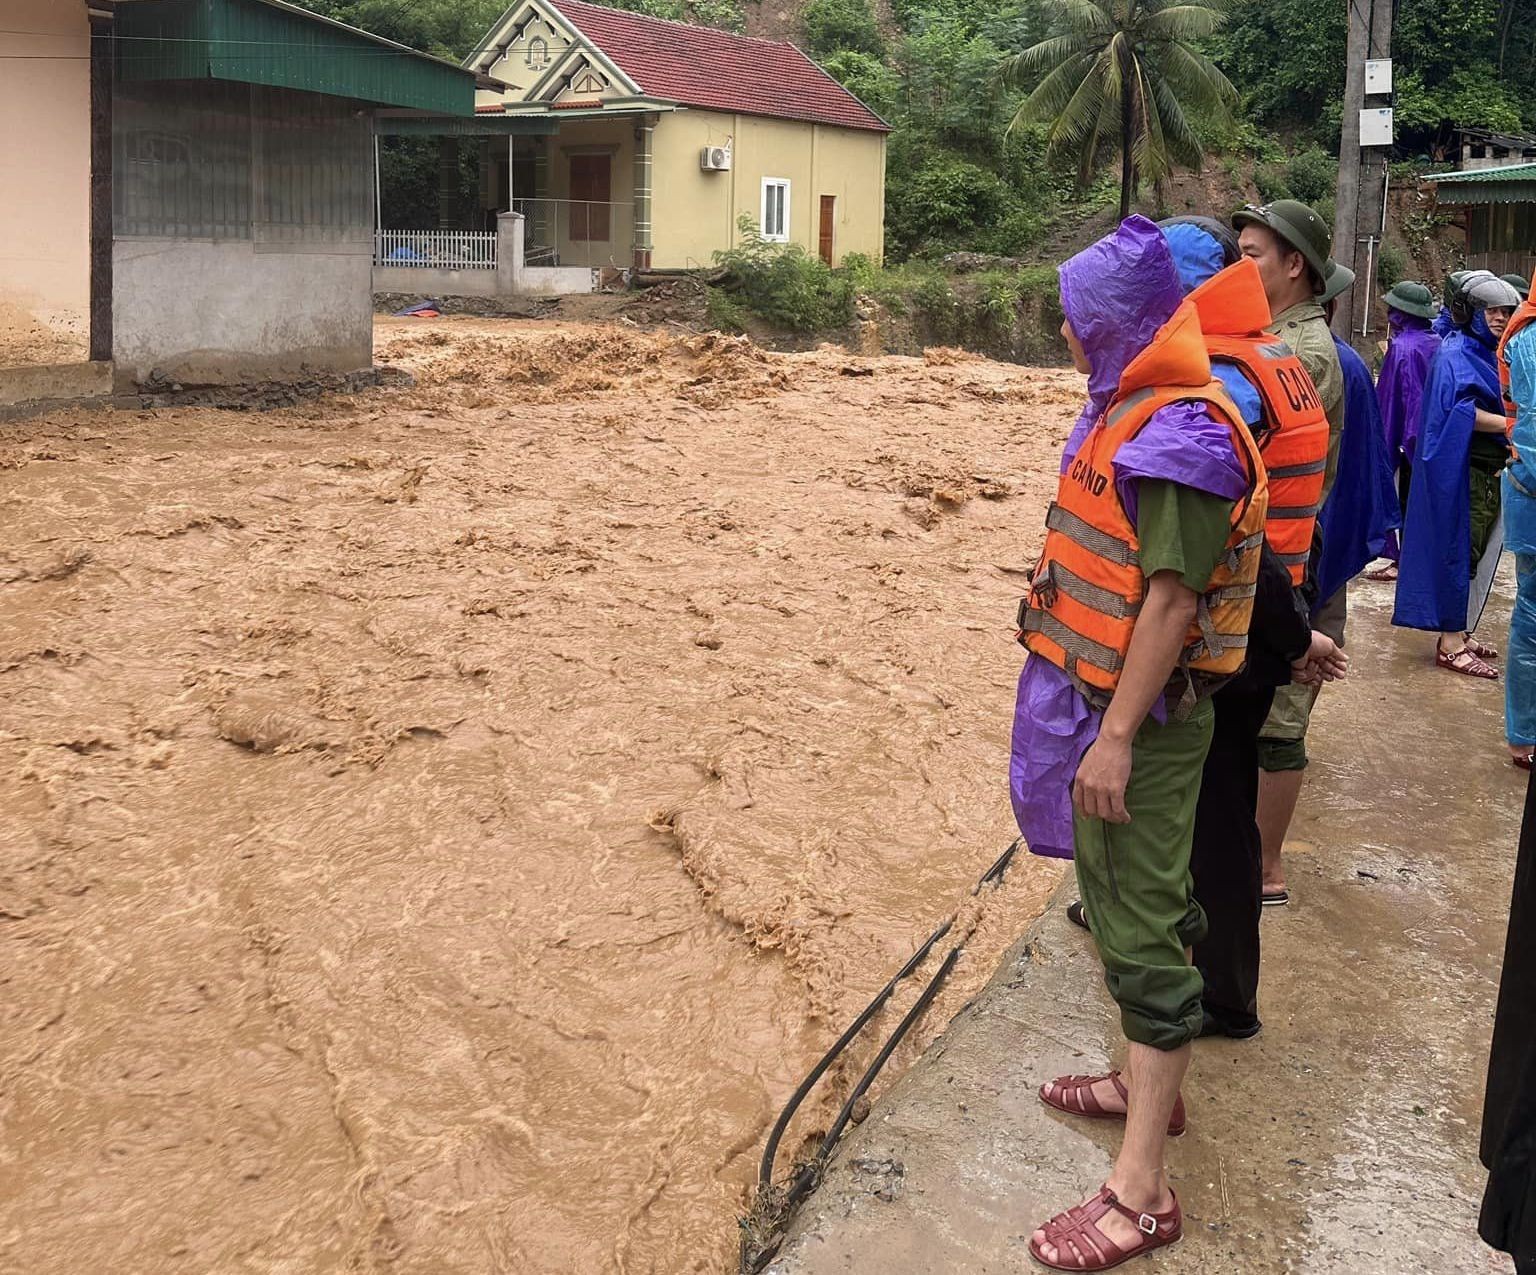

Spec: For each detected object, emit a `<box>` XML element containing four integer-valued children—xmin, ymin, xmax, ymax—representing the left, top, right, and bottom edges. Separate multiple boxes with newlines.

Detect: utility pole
<box><xmin>1332</xmin><ymin>0</ymin><xmax>1395</xmax><ymax>340</ymax></box>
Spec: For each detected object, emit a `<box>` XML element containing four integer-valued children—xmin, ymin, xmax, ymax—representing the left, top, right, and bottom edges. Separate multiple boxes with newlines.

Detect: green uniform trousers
<box><xmin>1073</xmin><ymin>697</ymin><xmax>1215</xmax><ymax>1051</ymax></box>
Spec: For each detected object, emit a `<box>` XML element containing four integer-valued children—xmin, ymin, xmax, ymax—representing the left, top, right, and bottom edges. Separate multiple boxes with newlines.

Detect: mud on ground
<box><xmin>0</xmin><ymin>317</ymin><xmax>1078</xmax><ymax>1273</ymax></box>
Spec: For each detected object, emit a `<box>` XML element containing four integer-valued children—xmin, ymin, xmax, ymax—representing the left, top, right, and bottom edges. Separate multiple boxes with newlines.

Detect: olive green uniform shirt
<box><xmin>1268</xmin><ymin>298</ymin><xmax>1346</xmax><ymax>499</ymax></box>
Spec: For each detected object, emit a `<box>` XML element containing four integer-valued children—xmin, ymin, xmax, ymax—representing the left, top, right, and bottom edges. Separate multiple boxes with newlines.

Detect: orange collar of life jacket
<box><xmin>1116</xmin><ymin>299</ymin><xmax>1216</xmax><ymax>397</ymax></box>
<box><xmin>1501</xmin><ymin>293</ymin><xmax>1536</xmax><ymax>434</ymax></box>
<box><xmin>1184</xmin><ymin>259</ymin><xmax>1273</xmax><ymax>338</ymax></box>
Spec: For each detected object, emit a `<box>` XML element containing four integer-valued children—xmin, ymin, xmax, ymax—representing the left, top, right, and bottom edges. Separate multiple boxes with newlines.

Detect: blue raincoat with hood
<box><xmin>1011</xmin><ymin>216</ymin><xmax>1250</xmax><ymax>859</ymax></box>
<box><xmin>1394</xmin><ymin>310</ymin><xmax>1507</xmax><ymax>632</ymax></box>
<box><xmin>1314</xmin><ymin>335</ymin><xmax>1401</xmax><ymax>604</ymax></box>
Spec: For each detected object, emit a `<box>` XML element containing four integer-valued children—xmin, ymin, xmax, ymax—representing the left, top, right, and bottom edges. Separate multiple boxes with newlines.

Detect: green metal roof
<box><xmin>1427</xmin><ymin>161</ymin><xmax>1536</xmax><ymax>205</ymax></box>
<box><xmin>116</xmin><ymin>0</ymin><xmax>479</xmax><ymax>115</ymax></box>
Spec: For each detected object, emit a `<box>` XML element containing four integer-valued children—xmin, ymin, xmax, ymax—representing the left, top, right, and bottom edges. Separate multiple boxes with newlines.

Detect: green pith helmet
<box><xmin>1232</xmin><ymin>199</ymin><xmax>1333</xmax><ymax>288</ymax></box>
<box><xmin>1319</xmin><ymin>259</ymin><xmax>1355</xmax><ymax>305</ymax></box>
<box><xmin>1383</xmin><ymin>281</ymin><xmax>1438</xmax><ymax>320</ymax></box>
<box><xmin>1502</xmin><ymin>272</ymin><xmax>1532</xmax><ymax>298</ymax></box>
<box><xmin>1444</xmin><ymin>269</ymin><xmax>1473</xmax><ymax>310</ymax></box>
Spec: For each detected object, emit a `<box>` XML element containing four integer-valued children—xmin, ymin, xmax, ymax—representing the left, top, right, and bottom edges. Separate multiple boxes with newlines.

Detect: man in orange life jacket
<box><xmin>1010</xmin><ymin>216</ymin><xmax>1269</xmax><ymax>1270</ymax></box>
<box><xmin>1162</xmin><ymin>219</ymin><xmax>1345</xmax><ymax>1039</ymax></box>
<box><xmin>1232</xmin><ymin>200</ymin><xmax>1346</xmax><ymax>906</ymax></box>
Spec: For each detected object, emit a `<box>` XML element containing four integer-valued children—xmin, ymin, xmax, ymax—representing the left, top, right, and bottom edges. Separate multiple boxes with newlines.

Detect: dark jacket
<box><xmin>1230</xmin><ymin>536</ymin><xmax>1316</xmax><ymax>691</ymax></box>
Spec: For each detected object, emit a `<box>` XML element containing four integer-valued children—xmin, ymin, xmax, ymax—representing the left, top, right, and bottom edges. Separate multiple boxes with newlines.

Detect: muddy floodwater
<box><xmin>0</xmin><ymin>320</ymin><xmax>1077</xmax><ymax>1272</ymax></box>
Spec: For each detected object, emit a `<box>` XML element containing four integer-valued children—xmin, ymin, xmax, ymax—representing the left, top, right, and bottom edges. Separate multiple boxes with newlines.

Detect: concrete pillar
<box><xmin>497</xmin><ymin>210</ymin><xmax>525</xmax><ymax>295</ymax></box>
<box><xmin>632</xmin><ymin>114</ymin><xmax>656</xmax><ymax>272</ymax></box>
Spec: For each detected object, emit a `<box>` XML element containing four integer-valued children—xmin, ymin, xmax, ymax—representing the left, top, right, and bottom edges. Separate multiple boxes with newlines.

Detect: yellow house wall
<box><xmin>0</xmin><ymin>1</ymin><xmax>90</xmax><ymax>362</ymax></box>
<box><xmin>648</xmin><ymin>108</ymin><xmax>885</xmax><ymax>269</ymax></box>
<box><xmin>546</xmin><ymin>118</ymin><xmax>635</xmax><ymax>269</ymax></box>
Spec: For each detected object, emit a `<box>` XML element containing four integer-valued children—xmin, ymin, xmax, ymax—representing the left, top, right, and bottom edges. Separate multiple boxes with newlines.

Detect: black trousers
<box><xmin>1482</xmin><ymin>771</ymin><xmax>1536</xmax><ymax>1263</ymax></box>
<box><xmin>1190</xmin><ymin>679</ymin><xmax>1276</xmax><ymax>1033</ymax></box>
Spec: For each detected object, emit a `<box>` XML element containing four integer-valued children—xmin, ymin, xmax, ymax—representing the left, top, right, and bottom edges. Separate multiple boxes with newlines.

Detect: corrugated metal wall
<box><xmin>114</xmin><ymin>81</ymin><xmax>370</xmax><ymax>245</ymax></box>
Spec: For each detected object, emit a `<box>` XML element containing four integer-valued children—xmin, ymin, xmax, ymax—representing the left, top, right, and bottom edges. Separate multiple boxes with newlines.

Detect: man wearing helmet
<box><xmin>1394</xmin><ymin>270</ymin><xmax>1523</xmax><ymax>676</ymax></box>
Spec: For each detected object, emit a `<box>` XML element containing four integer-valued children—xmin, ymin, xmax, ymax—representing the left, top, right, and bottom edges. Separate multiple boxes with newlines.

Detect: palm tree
<box><xmin>1000</xmin><ymin>0</ymin><xmax>1238</xmax><ymax>219</ymax></box>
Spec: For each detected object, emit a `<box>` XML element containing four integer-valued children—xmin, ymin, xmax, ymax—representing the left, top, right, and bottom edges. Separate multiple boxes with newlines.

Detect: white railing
<box><xmin>375</xmin><ymin>229</ymin><xmax>497</xmax><ymax>270</ymax></box>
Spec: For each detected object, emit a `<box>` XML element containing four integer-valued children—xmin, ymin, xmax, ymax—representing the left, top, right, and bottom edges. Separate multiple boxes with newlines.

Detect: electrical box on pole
<box><xmin>1360</xmin><ymin>108</ymin><xmax>1395</xmax><ymax>147</ymax></box>
<box><xmin>1365</xmin><ymin>58</ymin><xmax>1393</xmax><ymax>95</ymax></box>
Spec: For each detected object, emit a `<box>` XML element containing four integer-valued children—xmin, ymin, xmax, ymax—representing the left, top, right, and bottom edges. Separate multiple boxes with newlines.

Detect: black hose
<box><xmin>756</xmin><ymin>916</ymin><xmax>954</xmax><ymax>1189</ymax></box>
<box><xmin>755</xmin><ymin>837</ymin><xmax>1024</xmax><ymax>1196</ymax></box>
<box><xmin>802</xmin><ymin>945</ymin><xmax>962</xmax><ymax>1190</ymax></box>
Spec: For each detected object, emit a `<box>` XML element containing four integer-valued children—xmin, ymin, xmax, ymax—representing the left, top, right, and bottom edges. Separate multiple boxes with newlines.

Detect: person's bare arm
<box><xmin>1073</xmin><ymin>569</ymin><xmax>1198</xmax><ymax>823</ymax></box>
<box><xmin>1475</xmin><ymin>407</ymin><xmax>1509</xmax><ymax>434</ymax></box>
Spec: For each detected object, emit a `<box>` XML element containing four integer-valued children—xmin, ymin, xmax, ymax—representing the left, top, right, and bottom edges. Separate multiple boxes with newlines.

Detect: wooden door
<box><xmin>569</xmin><ymin>154</ymin><xmax>611</xmax><ymax>242</ymax></box>
<box><xmin>819</xmin><ymin>195</ymin><xmax>836</xmax><ymax>265</ymax></box>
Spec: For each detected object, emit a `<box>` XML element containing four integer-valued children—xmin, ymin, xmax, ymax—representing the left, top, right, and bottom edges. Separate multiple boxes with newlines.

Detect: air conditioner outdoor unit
<box><xmin>700</xmin><ymin>146</ymin><xmax>732</xmax><ymax>172</ymax></box>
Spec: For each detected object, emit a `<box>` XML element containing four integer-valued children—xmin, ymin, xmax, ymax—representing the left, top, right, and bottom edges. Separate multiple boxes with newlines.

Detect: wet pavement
<box><xmin>769</xmin><ymin>567</ymin><xmax>1524</xmax><ymax>1274</ymax></box>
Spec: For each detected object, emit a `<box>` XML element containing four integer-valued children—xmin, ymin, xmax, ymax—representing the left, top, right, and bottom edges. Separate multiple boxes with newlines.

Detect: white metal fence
<box><xmin>374</xmin><ymin>229</ymin><xmax>497</xmax><ymax>269</ymax></box>
<box><xmin>514</xmin><ymin>198</ymin><xmax>634</xmax><ymax>269</ymax></box>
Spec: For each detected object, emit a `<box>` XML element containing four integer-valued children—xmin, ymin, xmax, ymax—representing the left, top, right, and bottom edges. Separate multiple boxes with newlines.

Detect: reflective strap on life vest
<box><xmin>1208</xmin><ymin>581</ymin><xmax>1258</xmax><ymax>603</ymax></box>
<box><xmin>1274</xmin><ymin>548</ymin><xmax>1310</xmax><ymax>568</ymax></box>
<box><xmin>1045</xmin><ymin>560</ymin><xmax>1142</xmax><ymax>620</ymax></box>
<box><xmin>1268</xmin><ymin>502</ymin><xmax>1321</xmax><ymax>520</ymax></box>
<box><xmin>1044</xmin><ymin>503</ymin><xmax>1140</xmax><ymax>567</ymax></box>
<box><xmin>1019</xmin><ymin>608</ymin><xmax>1126</xmax><ymax>674</ymax></box>
<box><xmin>1223</xmin><ymin>529</ymin><xmax>1265</xmax><ymax>573</ymax></box>
<box><xmin>1265</xmin><ymin>457</ymin><xmax>1327</xmax><ymax>479</ymax></box>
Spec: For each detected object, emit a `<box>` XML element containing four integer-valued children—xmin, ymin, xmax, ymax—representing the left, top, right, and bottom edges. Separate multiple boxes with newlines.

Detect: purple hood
<box><xmin>1059</xmin><ymin>215</ymin><xmax>1187</xmax><ymax>470</ymax></box>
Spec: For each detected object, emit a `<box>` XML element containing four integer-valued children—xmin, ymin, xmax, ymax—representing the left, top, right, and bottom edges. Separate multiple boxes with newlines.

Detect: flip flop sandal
<box><xmin>1467</xmin><ymin>636</ymin><xmax>1500</xmax><ymax>659</ymax></box>
<box><xmin>1365</xmin><ymin>565</ymin><xmax>1398</xmax><ymax>581</ymax></box>
<box><xmin>1039</xmin><ymin>1071</ymin><xmax>1186</xmax><ymax>1137</ymax></box>
<box><xmin>1066</xmin><ymin>900</ymin><xmax>1090</xmax><ymax>931</ymax></box>
<box><xmin>1437</xmin><ymin>645</ymin><xmax>1499</xmax><ymax>679</ymax></box>
<box><xmin>1261</xmin><ymin>889</ymin><xmax>1290</xmax><ymax>907</ymax></box>
<box><xmin>1029</xmin><ymin>1185</ymin><xmax>1182</xmax><ymax>1272</ymax></box>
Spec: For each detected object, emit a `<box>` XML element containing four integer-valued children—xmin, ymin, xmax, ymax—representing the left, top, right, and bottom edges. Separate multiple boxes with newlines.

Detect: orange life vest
<box><xmin>1019</xmin><ymin>300</ymin><xmax>1270</xmax><ymax>710</ymax></box>
<box><xmin>1186</xmin><ymin>260</ymin><xmax>1329</xmax><ymax>585</ymax></box>
<box><xmin>1499</xmin><ymin>279</ymin><xmax>1536</xmax><ymax>453</ymax></box>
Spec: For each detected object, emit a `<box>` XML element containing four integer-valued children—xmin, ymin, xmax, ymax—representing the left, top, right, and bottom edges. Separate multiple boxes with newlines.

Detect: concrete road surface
<box><xmin>769</xmin><ymin>569</ymin><xmax>1524</xmax><ymax>1274</ymax></box>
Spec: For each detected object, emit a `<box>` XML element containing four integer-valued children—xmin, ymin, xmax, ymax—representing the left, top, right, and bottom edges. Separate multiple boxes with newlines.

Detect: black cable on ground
<box><xmin>744</xmin><ymin>837</ymin><xmax>1023</xmax><ymax>1272</ymax></box>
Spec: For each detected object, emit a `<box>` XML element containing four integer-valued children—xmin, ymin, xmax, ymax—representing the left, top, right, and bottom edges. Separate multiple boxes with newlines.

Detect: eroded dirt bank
<box><xmin>0</xmin><ymin>318</ymin><xmax>1077</xmax><ymax>1273</ymax></box>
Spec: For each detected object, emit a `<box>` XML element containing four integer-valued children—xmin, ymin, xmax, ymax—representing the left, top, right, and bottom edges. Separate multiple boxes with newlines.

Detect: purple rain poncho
<box><xmin>1010</xmin><ymin>216</ymin><xmax>1249</xmax><ymax>859</ymax></box>
<box><xmin>1378</xmin><ymin>309</ymin><xmax>1441</xmax><ymax>468</ymax></box>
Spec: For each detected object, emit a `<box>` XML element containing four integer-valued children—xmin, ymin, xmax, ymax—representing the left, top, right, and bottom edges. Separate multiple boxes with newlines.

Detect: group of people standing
<box><xmin>1375</xmin><ymin>265</ymin><xmax>1536</xmax><ymax>772</ymax></box>
<box><xmin>1005</xmin><ymin>197</ymin><xmax>1536</xmax><ymax>1271</ymax></box>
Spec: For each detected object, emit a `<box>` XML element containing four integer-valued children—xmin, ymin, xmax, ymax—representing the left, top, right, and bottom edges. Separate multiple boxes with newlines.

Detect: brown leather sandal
<box><xmin>1029</xmin><ymin>1184</ymin><xmax>1182</xmax><ymax>1271</ymax></box>
<box><xmin>1436</xmin><ymin>644</ymin><xmax>1499</xmax><ymax>679</ymax></box>
<box><xmin>1039</xmin><ymin>1071</ymin><xmax>1186</xmax><ymax>1137</ymax></box>
<box><xmin>1467</xmin><ymin>635</ymin><xmax>1500</xmax><ymax>659</ymax></box>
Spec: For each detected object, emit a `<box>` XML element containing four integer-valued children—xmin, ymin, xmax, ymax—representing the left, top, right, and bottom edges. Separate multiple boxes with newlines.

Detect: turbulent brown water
<box><xmin>0</xmin><ymin>320</ymin><xmax>1075</xmax><ymax>1273</ymax></box>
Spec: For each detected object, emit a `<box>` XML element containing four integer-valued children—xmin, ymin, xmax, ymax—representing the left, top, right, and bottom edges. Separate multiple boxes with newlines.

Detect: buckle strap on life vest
<box><xmin>1020</xmin><ymin>608</ymin><xmax>1126</xmax><ymax>674</ymax></box>
<box><xmin>1223</xmin><ymin>529</ymin><xmax>1265</xmax><ymax>573</ymax></box>
<box><xmin>1039</xmin><ymin>560</ymin><xmax>1143</xmax><ymax>620</ymax></box>
<box><xmin>1045</xmin><ymin>503</ymin><xmax>1140</xmax><ymax>568</ymax></box>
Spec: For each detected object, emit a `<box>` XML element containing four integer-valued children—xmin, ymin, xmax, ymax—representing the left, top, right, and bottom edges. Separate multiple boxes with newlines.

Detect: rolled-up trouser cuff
<box><xmin>1257</xmin><ymin>734</ymin><xmax>1308</xmax><ymax>772</ymax></box>
<box><xmin>1118</xmin><ymin>996</ymin><xmax>1205</xmax><ymax>1051</ymax></box>
<box><xmin>1174</xmin><ymin>897</ymin><xmax>1208</xmax><ymax>950</ymax></box>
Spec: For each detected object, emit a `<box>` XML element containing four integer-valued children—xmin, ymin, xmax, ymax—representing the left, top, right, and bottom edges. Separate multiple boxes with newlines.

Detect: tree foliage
<box><xmin>999</xmin><ymin>0</ymin><xmax>1237</xmax><ymax>218</ymax></box>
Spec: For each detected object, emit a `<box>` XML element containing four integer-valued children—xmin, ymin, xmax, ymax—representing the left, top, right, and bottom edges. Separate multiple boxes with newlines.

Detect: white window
<box><xmin>761</xmin><ymin>178</ymin><xmax>790</xmax><ymax>242</ymax></box>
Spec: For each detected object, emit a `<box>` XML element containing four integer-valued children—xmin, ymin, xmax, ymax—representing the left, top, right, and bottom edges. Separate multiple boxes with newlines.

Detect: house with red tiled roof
<box><xmin>461</xmin><ymin>0</ymin><xmax>889</xmax><ymax>272</ymax></box>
